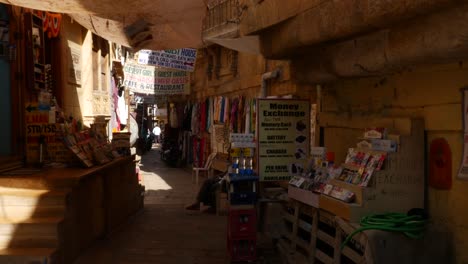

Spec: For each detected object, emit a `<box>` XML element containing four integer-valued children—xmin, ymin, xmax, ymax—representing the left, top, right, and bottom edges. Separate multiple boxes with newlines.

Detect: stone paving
<box><xmin>74</xmin><ymin>144</ymin><xmax>282</xmax><ymax>264</ymax></box>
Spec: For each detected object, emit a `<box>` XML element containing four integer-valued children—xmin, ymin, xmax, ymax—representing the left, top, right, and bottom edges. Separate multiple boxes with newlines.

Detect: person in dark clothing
<box><xmin>185</xmin><ymin>173</ymin><xmax>227</xmax><ymax>213</ymax></box>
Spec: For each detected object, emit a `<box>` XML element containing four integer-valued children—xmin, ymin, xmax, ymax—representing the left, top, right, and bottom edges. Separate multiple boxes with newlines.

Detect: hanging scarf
<box><xmin>252</xmin><ymin>99</ymin><xmax>257</xmax><ymax>134</ymax></box>
<box><xmin>224</xmin><ymin>97</ymin><xmax>230</xmax><ymax>125</ymax></box>
<box><xmin>237</xmin><ymin>96</ymin><xmax>244</xmax><ymax>133</ymax></box>
<box><xmin>208</xmin><ymin>97</ymin><xmax>214</xmax><ymax>133</ymax></box>
<box><xmin>250</xmin><ymin>98</ymin><xmax>257</xmax><ymax>134</ymax></box>
<box><xmin>220</xmin><ymin>97</ymin><xmax>225</xmax><ymax>123</ymax></box>
<box><xmin>200</xmin><ymin>100</ymin><xmax>207</xmax><ymax>133</ymax></box>
<box><xmin>170</xmin><ymin>106</ymin><xmax>178</xmax><ymax>128</ymax></box>
<box><xmin>245</xmin><ymin>98</ymin><xmax>251</xmax><ymax>134</ymax></box>
<box><xmin>230</xmin><ymin>97</ymin><xmax>239</xmax><ymax>133</ymax></box>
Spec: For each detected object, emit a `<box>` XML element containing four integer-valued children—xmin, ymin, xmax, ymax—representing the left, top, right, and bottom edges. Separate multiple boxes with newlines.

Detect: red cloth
<box><xmin>200</xmin><ymin>101</ymin><xmax>207</xmax><ymax>133</ymax></box>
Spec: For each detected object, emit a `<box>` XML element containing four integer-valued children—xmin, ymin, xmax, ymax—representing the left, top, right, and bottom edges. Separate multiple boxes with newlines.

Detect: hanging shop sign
<box><xmin>123</xmin><ymin>61</ymin><xmax>190</xmax><ymax>95</ymax></box>
<box><xmin>67</xmin><ymin>41</ymin><xmax>82</xmax><ymax>85</ymax></box>
<box><xmin>458</xmin><ymin>87</ymin><xmax>468</xmax><ymax>180</ymax></box>
<box><xmin>257</xmin><ymin>99</ymin><xmax>310</xmax><ymax>182</ymax></box>
<box><xmin>137</xmin><ymin>48</ymin><xmax>197</xmax><ymax>72</ymax></box>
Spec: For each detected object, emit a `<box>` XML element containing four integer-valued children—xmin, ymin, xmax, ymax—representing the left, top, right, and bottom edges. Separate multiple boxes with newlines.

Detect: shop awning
<box><xmin>0</xmin><ymin>0</ymin><xmax>205</xmax><ymax>50</ymax></box>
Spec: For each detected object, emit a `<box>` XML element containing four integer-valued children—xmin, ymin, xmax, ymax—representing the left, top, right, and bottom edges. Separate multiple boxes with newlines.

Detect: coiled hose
<box><xmin>341</xmin><ymin>212</ymin><xmax>428</xmax><ymax>250</ymax></box>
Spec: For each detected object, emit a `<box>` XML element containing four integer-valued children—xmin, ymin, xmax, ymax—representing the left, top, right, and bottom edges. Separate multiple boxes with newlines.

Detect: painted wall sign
<box><xmin>123</xmin><ymin>61</ymin><xmax>190</xmax><ymax>95</ymax></box>
<box><xmin>257</xmin><ymin>99</ymin><xmax>310</xmax><ymax>181</ymax></box>
<box><xmin>137</xmin><ymin>48</ymin><xmax>197</xmax><ymax>72</ymax></box>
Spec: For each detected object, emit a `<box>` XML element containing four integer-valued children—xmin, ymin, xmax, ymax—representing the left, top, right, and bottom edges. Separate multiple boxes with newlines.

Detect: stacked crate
<box><xmin>227</xmin><ymin>133</ymin><xmax>258</xmax><ymax>262</ymax></box>
<box><xmin>227</xmin><ymin>207</ymin><xmax>257</xmax><ymax>262</ymax></box>
<box><xmin>279</xmin><ymin>199</ymin><xmax>369</xmax><ymax>264</ymax></box>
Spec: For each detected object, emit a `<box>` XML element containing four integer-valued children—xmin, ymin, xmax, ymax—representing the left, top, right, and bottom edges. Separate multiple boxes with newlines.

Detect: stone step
<box><xmin>0</xmin><ymin>234</ymin><xmax>58</xmax><ymax>250</ymax></box>
<box><xmin>0</xmin><ymin>205</ymin><xmax>65</xmax><ymax>222</ymax></box>
<box><xmin>0</xmin><ymin>248</ymin><xmax>56</xmax><ymax>263</ymax></box>
<box><xmin>0</xmin><ymin>217</ymin><xmax>62</xmax><ymax>237</ymax></box>
<box><xmin>0</xmin><ymin>189</ymin><xmax>69</xmax><ymax>207</ymax></box>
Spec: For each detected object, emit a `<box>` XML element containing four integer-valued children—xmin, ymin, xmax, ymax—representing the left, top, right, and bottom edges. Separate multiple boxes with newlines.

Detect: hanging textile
<box><xmin>206</xmin><ymin>98</ymin><xmax>211</xmax><ymax>132</ymax></box>
<box><xmin>220</xmin><ymin>97</ymin><xmax>225</xmax><ymax>123</ymax></box>
<box><xmin>170</xmin><ymin>105</ymin><xmax>178</xmax><ymax>128</ymax></box>
<box><xmin>207</xmin><ymin>97</ymin><xmax>214</xmax><ymax>133</ymax></box>
<box><xmin>200</xmin><ymin>100</ymin><xmax>207</xmax><ymax>133</ymax></box>
<box><xmin>46</xmin><ymin>13</ymin><xmax>62</xmax><ymax>38</ymax></box>
<box><xmin>230</xmin><ymin>97</ymin><xmax>239</xmax><ymax>133</ymax></box>
<box><xmin>118</xmin><ymin>89</ymin><xmax>128</xmax><ymax>126</ymax></box>
<box><xmin>224</xmin><ymin>97</ymin><xmax>230</xmax><ymax>125</ymax></box>
<box><xmin>110</xmin><ymin>76</ymin><xmax>120</xmax><ymax>131</ymax></box>
<box><xmin>238</xmin><ymin>96</ymin><xmax>245</xmax><ymax>133</ymax></box>
<box><xmin>252</xmin><ymin>99</ymin><xmax>257</xmax><ymax>134</ymax></box>
<box><xmin>177</xmin><ymin>104</ymin><xmax>185</xmax><ymax>129</ymax></box>
<box><xmin>191</xmin><ymin>103</ymin><xmax>197</xmax><ymax>133</ymax></box>
<box><xmin>244</xmin><ymin>98</ymin><xmax>251</xmax><ymax>134</ymax></box>
<box><xmin>213</xmin><ymin>97</ymin><xmax>219</xmax><ymax>123</ymax></box>
<box><xmin>182</xmin><ymin>103</ymin><xmax>192</xmax><ymax>131</ymax></box>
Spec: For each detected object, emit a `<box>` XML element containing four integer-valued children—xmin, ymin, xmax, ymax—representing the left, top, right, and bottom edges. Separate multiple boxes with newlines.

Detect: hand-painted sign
<box><xmin>123</xmin><ymin>61</ymin><xmax>190</xmax><ymax>95</ymax></box>
<box><xmin>25</xmin><ymin>109</ymin><xmax>73</xmax><ymax>164</ymax></box>
<box><xmin>137</xmin><ymin>48</ymin><xmax>197</xmax><ymax>72</ymax></box>
<box><xmin>257</xmin><ymin>99</ymin><xmax>310</xmax><ymax>182</ymax></box>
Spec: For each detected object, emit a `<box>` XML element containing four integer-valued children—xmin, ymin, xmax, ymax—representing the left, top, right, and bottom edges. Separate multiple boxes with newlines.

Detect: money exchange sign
<box><xmin>258</xmin><ymin>99</ymin><xmax>310</xmax><ymax>182</ymax></box>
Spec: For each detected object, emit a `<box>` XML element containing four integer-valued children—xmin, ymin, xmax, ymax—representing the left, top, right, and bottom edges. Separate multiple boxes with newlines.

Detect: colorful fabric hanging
<box><xmin>245</xmin><ymin>98</ymin><xmax>251</xmax><ymax>134</ymax></box>
<box><xmin>206</xmin><ymin>98</ymin><xmax>211</xmax><ymax>132</ymax></box>
<box><xmin>200</xmin><ymin>101</ymin><xmax>207</xmax><ymax>133</ymax></box>
<box><xmin>170</xmin><ymin>105</ymin><xmax>178</xmax><ymax>128</ymax></box>
<box><xmin>220</xmin><ymin>97</ymin><xmax>225</xmax><ymax>123</ymax></box>
<box><xmin>252</xmin><ymin>99</ymin><xmax>257</xmax><ymax>134</ymax></box>
<box><xmin>192</xmin><ymin>103</ymin><xmax>200</xmax><ymax>134</ymax></box>
<box><xmin>237</xmin><ymin>96</ymin><xmax>244</xmax><ymax>133</ymax></box>
<box><xmin>214</xmin><ymin>97</ymin><xmax>220</xmax><ymax>123</ymax></box>
<box><xmin>224</xmin><ymin>97</ymin><xmax>230</xmax><ymax>125</ymax></box>
<box><xmin>207</xmin><ymin>97</ymin><xmax>214</xmax><ymax>133</ymax></box>
<box><xmin>46</xmin><ymin>13</ymin><xmax>62</xmax><ymax>38</ymax></box>
<box><xmin>230</xmin><ymin>97</ymin><xmax>239</xmax><ymax>132</ymax></box>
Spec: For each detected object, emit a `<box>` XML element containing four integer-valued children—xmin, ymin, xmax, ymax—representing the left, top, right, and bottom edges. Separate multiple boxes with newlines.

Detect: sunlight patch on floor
<box><xmin>141</xmin><ymin>172</ymin><xmax>173</xmax><ymax>191</ymax></box>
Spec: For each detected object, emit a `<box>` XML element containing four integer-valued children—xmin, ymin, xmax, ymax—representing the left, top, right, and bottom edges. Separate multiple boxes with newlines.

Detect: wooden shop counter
<box><xmin>0</xmin><ymin>155</ymin><xmax>144</xmax><ymax>263</ymax></box>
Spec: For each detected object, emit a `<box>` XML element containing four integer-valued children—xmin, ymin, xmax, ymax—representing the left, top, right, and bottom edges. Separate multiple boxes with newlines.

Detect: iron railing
<box><xmin>202</xmin><ymin>0</ymin><xmax>240</xmax><ymax>33</ymax></box>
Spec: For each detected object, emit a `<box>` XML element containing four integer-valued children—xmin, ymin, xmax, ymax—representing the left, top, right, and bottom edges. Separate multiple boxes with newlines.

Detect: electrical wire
<box><xmin>341</xmin><ymin>212</ymin><xmax>428</xmax><ymax>250</ymax></box>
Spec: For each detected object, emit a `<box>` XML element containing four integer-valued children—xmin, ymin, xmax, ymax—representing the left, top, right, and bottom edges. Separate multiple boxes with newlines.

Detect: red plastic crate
<box><xmin>227</xmin><ymin>236</ymin><xmax>256</xmax><ymax>262</ymax></box>
<box><xmin>228</xmin><ymin>209</ymin><xmax>257</xmax><ymax>237</ymax></box>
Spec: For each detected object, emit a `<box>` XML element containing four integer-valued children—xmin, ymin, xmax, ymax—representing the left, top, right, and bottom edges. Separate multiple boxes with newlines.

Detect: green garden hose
<box><xmin>341</xmin><ymin>212</ymin><xmax>428</xmax><ymax>250</ymax></box>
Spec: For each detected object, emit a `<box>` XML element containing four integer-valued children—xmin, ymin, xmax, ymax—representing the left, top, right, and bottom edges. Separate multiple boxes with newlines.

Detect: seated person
<box><xmin>186</xmin><ymin>172</ymin><xmax>228</xmax><ymax>213</ymax></box>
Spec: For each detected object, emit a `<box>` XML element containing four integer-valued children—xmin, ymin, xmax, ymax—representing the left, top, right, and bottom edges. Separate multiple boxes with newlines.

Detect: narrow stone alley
<box><xmin>74</xmin><ymin>144</ymin><xmax>228</xmax><ymax>264</ymax></box>
<box><xmin>73</xmin><ymin>144</ymin><xmax>282</xmax><ymax>263</ymax></box>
